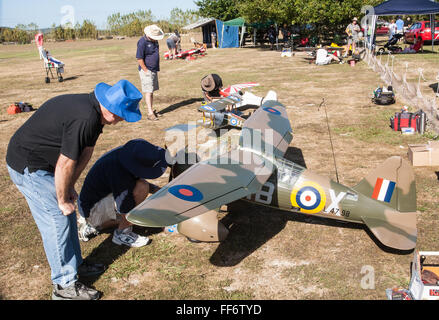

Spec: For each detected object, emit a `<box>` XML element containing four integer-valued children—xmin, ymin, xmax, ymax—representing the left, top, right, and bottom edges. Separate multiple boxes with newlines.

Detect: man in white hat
<box><xmin>344</xmin><ymin>17</ymin><xmax>361</xmax><ymax>57</ymax></box>
<box><xmin>136</xmin><ymin>24</ymin><xmax>164</xmax><ymax>121</ymax></box>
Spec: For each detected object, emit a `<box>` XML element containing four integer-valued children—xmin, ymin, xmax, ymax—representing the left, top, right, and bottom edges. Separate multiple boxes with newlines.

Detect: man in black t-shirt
<box><xmin>6</xmin><ymin>79</ymin><xmax>143</xmax><ymax>300</ymax></box>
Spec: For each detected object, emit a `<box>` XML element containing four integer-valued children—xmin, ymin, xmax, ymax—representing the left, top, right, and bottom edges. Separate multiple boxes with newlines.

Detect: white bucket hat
<box><xmin>144</xmin><ymin>24</ymin><xmax>164</xmax><ymax>41</ymax></box>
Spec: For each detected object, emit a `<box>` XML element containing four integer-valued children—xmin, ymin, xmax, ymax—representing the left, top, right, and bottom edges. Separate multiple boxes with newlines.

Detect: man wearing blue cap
<box><xmin>6</xmin><ymin>79</ymin><xmax>143</xmax><ymax>300</ymax></box>
<box><xmin>77</xmin><ymin>139</ymin><xmax>168</xmax><ymax>247</ymax></box>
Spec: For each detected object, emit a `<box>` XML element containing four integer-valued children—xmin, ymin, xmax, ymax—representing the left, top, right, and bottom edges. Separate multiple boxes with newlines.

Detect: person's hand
<box><xmin>59</xmin><ymin>201</ymin><xmax>75</xmax><ymax>216</ymax></box>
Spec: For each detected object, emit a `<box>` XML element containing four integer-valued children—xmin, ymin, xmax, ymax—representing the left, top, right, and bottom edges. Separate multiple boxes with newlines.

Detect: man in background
<box><xmin>137</xmin><ymin>24</ymin><xmax>164</xmax><ymax>121</ymax></box>
<box><xmin>344</xmin><ymin>17</ymin><xmax>361</xmax><ymax>57</ymax></box>
<box><xmin>396</xmin><ymin>17</ymin><xmax>405</xmax><ymax>35</ymax></box>
<box><xmin>166</xmin><ymin>30</ymin><xmax>181</xmax><ymax>60</ymax></box>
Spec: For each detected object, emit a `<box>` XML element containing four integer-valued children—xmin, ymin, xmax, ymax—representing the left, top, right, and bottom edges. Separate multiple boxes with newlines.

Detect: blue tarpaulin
<box><xmin>373</xmin><ymin>0</ymin><xmax>439</xmax><ymax>15</ymax></box>
<box><xmin>215</xmin><ymin>20</ymin><xmax>239</xmax><ymax>48</ymax></box>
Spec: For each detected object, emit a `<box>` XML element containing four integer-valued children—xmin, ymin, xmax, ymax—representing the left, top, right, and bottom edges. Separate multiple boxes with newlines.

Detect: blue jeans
<box><xmin>7</xmin><ymin>165</ymin><xmax>82</xmax><ymax>286</ymax></box>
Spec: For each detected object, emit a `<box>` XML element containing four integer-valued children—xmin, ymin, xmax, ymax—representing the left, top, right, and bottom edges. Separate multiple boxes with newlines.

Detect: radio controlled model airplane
<box><xmin>127</xmin><ymin>92</ymin><xmax>418</xmax><ymax>251</ymax></box>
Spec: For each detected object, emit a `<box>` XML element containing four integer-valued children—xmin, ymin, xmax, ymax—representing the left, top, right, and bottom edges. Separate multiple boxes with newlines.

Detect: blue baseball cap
<box><xmin>118</xmin><ymin>139</ymin><xmax>168</xmax><ymax>179</ymax></box>
<box><xmin>95</xmin><ymin>80</ymin><xmax>143</xmax><ymax>122</ymax></box>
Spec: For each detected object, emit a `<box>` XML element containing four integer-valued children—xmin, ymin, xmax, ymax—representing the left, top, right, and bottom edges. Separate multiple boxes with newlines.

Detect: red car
<box><xmin>404</xmin><ymin>20</ymin><xmax>439</xmax><ymax>43</ymax></box>
<box><xmin>375</xmin><ymin>24</ymin><xmax>389</xmax><ymax>35</ymax></box>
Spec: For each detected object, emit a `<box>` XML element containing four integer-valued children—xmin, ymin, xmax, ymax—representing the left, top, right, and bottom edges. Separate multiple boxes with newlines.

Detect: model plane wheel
<box><xmin>45</xmin><ymin>77</ymin><xmax>50</xmax><ymax>84</ymax></box>
<box><xmin>58</xmin><ymin>76</ymin><xmax>63</xmax><ymax>82</ymax></box>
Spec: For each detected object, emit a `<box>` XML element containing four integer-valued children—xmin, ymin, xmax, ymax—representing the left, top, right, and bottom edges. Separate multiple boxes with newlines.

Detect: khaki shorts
<box><xmin>139</xmin><ymin>69</ymin><xmax>159</xmax><ymax>93</ymax></box>
<box><xmin>83</xmin><ymin>194</ymin><xmax>119</xmax><ymax>229</ymax></box>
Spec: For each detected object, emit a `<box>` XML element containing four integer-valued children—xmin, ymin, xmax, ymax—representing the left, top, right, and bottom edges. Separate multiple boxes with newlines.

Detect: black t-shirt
<box><xmin>6</xmin><ymin>92</ymin><xmax>104</xmax><ymax>173</ymax></box>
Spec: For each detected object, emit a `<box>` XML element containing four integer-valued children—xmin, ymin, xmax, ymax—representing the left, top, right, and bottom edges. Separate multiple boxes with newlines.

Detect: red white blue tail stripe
<box><xmin>371</xmin><ymin>178</ymin><xmax>396</xmax><ymax>203</ymax></box>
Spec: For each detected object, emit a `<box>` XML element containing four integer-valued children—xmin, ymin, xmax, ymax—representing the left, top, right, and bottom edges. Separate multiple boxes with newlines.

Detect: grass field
<box><xmin>0</xmin><ymin>35</ymin><xmax>439</xmax><ymax>300</ymax></box>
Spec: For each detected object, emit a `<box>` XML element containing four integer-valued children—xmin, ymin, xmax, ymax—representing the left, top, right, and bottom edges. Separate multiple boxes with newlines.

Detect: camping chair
<box><xmin>38</xmin><ymin>46</ymin><xmax>65</xmax><ymax>83</ymax></box>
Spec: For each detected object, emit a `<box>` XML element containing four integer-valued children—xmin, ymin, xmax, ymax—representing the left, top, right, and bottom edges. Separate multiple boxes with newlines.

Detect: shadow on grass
<box><xmin>158</xmin><ymin>98</ymin><xmax>204</xmax><ymax>115</ymax></box>
<box><xmin>62</xmin><ymin>75</ymin><xmax>82</xmax><ymax>82</ymax></box>
<box><xmin>210</xmin><ymin>202</ymin><xmax>411</xmax><ymax>267</ymax></box>
<box><xmin>80</xmin><ymin>225</ymin><xmax>163</xmax><ymax>289</ymax></box>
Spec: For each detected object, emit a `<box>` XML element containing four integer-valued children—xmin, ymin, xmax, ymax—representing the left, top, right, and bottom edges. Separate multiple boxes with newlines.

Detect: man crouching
<box><xmin>77</xmin><ymin>139</ymin><xmax>168</xmax><ymax>247</ymax></box>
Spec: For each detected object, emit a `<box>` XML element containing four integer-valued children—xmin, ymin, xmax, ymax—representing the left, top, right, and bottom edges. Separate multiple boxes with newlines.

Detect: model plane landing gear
<box><xmin>177</xmin><ymin>210</ymin><xmax>229</xmax><ymax>243</ymax></box>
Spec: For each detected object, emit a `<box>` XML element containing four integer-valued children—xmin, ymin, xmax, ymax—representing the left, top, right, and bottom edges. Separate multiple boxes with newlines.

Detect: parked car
<box><xmin>404</xmin><ymin>20</ymin><xmax>439</xmax><ymax>43</ymax></box>
<box><xmin>375</xmin><ymin>22</ymin><xmax>389</xmax><ymax>35</ymax></box>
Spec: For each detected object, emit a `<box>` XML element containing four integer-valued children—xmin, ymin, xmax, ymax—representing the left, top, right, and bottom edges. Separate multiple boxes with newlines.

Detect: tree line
<box><xmin>196</xmin><ymin>0</ymin><xmax>384</xmax><ymax>36</ymax></box>
<box><xmin>0</xmin><ymin>8</ymin><xmax>200</xmax><ymax>44</ymax></box>
<box><xmin>3</xmin><ymin>0</ymin><xmax>415</xmax><ymax>45</ymax></box>
<box><xmin>0</xmin><ymin>20</ymin><xmax>98</xmax><ymax>44</ymax></box>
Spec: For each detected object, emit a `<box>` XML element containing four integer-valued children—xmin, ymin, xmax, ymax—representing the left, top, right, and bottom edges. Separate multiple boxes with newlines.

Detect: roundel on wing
<box><xmin>262</xmin><ymin>107</ymin><xmax>281</xmax><ymax>115</ymax></box>
<box><xmin>201</xmin><ymin>105</ymin><xmax>216</xmax><ymax>112</ymax></box>
<box><xmin>168</xmin><ymin>185</ymin><xmax>204</xmax><ymax>202</ymax></box>
<box><xmin>290</xmin><ymin>182</ymin><xmax>326</xmax><ymax>214</ymax></box>
<box><xmin>229</xmin><ymin>118</ymin><xmax>238</xmax><ymax>126</ymax></box>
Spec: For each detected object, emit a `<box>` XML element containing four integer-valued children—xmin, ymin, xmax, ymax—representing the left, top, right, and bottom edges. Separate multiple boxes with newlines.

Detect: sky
<box><xmin>0</xmin><ymin>0</ymin><xmax>199</xmax><ymax>29</ymax></box>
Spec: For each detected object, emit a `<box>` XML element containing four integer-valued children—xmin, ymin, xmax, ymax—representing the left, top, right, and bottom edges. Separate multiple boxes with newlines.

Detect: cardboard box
<box><xmin>408</xmin><ymin>141</ymin><xmax>439</xmax><ymax>167</ymax></box>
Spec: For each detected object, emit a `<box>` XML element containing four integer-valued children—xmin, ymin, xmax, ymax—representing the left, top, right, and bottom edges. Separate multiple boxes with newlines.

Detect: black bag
<box><xmin>15</xmin><ymin>102</ymin><xmax>34</xmax><ymax>112</ymax></box>
<box><xmin>372</xmin><ymin>86</ymin><xmax>395</xmax><ymax>105</ymax></box>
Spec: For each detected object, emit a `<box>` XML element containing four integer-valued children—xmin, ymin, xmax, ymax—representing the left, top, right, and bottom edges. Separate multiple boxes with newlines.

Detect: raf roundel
<box><xmin>263</xmin><ymin>107</ymin><xmax>281</xmax><ymax>115</ymax></box>
<box><xmin>168</xmin><ymin>185</ymin><xmax>204</xmax><ymax>202</ymax></box>
<box><xmin>201</xmin><ymin>105</ymin><xmax>216</xmax><ymax>112</ymax></box>
<box><xmin>290</xmin><ymin>182</ymin><xmax>326</xmax><ymax>214</ymax></box>
<box><xmin>229</xmin><ymin>118</ymin><xmax>238</xmax><ymax>126</ymax></box>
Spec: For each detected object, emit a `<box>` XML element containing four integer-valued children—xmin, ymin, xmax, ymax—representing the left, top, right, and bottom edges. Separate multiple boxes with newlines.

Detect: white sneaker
<box><xmin>112</xmin><ymin>227</ymin><xmax>151</xmax><ymax>248</ymax></box>
<box><xmin>78</xmin><ymin>222</ymin><xmax>99</xmax><ymax>242</ymax></box>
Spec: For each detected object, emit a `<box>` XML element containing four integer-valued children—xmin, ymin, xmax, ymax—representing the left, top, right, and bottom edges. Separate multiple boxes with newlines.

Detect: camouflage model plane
<box><xmin>127</xmin><ymin>93</ymin><xmax>418</xmax><ymax>251</ymax></box>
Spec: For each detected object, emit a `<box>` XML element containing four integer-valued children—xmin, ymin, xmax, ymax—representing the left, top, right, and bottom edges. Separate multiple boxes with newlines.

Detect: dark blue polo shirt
<box><xmin>136</xmin><ymin>36</ymin><xmax>160</xmax><ymax>72</ymax></box>
<box><xmin>78</xmin><ymin>145</ymin><xmax>167</xmax><ymax>218</ymax></box>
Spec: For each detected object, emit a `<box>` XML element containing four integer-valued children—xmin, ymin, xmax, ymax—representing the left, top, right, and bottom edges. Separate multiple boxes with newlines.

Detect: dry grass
<box><xmin>0</xmin><ymin>36</ymin><xmax>438</xmax><ymax>300</ymax></box>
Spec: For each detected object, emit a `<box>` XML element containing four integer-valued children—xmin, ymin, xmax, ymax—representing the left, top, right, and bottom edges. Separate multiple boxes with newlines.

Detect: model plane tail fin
<box><xmin>353</xmin><ymin>156</ymin><xmax>416</xmax><ymax>213</ymax></box>
<box><xmin>353</xmin><ymin>156</ymin><xmax>418</xmax><ymax>250</ymax></box>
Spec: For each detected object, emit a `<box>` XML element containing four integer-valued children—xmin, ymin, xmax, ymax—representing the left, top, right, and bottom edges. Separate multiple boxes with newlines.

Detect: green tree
<box><xmin>27</xmin><ymin>22</ymin><xmax>39</xmax><ymax>32</ymax></box>
<box><xmin>169</xmin><ymin>8</ymin><xmax>200</xmax><ymax>31</ymax></box>
<box><xmin>237</xmin><ymin>0</ymin><xmax>297</xmax><ymax>23</ymax></box>
<box><xmin>108</xmin><ymin>10</ymin><xmax>154</xmax><ymax>36</ymax></box>
<box><xmin>54</xmin><ymin>25</ymin><xmax>65</xmax><ymax>41</ymax></box>
<box><xmin>80</xmin><ymin>20</ymin><xmax>97</xmax><ymax>39</ymax></box>
<box><xmin>238</xmin><ymin>0</ymin><xmax>382</xmax><ymax>39</ymax></box>
<box><xmin>195</xmin><ymin>0</ymin><xmax>240</xmax><ymax>21</ymax></box>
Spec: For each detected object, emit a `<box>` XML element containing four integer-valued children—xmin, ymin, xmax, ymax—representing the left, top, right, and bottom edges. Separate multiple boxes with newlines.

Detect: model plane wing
<box><xmin>126</xmin><ymin>150</ymin><xmax>273</xmax><ymax>227</ymax></box>
<box><xmin>240</xmin><ymin>99</ymin><xmax>293</xmax><ymax>157</ymax></box>
<box><xmin>198</xmin><ymin>94</ymin><xmax>242</xmax><ymax>113</ymax></box>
